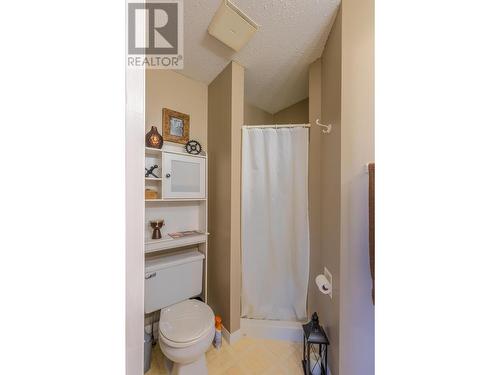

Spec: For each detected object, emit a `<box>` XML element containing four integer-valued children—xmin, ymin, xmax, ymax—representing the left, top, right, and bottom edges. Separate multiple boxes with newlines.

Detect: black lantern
<box><xmin>302</xmin><ymin>312</ymin><xmax>330</xmax><ymax>375</ymax></box>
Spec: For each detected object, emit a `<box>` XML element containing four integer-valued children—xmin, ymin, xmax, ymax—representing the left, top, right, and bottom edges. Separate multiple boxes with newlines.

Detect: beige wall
<box><xmin>229</xmin><ymin>62</ymin><xmax>244</xmax><ymax>333</ymax></box>
<box><xmin>339</xmin><ymin>0</ymin><xmax>375</xmax><ymax>372</ymax></box>
<box><xmin>310</xmin><ymin>1</ymin><xmax>374</xmax><ymax>373</ymax></box>
<box><xmin>244</xmin><ymin>102</ymin><xmax>273</xmax><ymax>125</ymax></box>
<box><xmin>207</xmin><ymin>61</ymin><xmax>244</xmax><ymax>333</ymax></box>
<box><xmin>308</xmin><ymin>60</ymin><xmax>322</xmax><ymax>320</ymax></box>
<box><xmin>208</xmin><ymin>63</ymin><xmax>232</xmax><ymax>332</ymax></box>
<box><xmin>308</xmin><ymin>10</ymin><xmax>342</xmax><ymax>374</ymax></box>
<box><xmin>244</xmin><ymin>99</ymin><xmax>309</xmax><ymax>125</ymax></box>
<box><xmin>321</xmin><ymin>11</ymin><xmax>342</xmax><ymax>374</ymax></box>
<box><xmin>274</xmin><ymin>98</ymin><xmax>309</xmax><ymax>124</ymax></box>
<box><xmin>145</xmin><ymin>70</ymin><xmax>208</xmax><ymax>150</ymax></box>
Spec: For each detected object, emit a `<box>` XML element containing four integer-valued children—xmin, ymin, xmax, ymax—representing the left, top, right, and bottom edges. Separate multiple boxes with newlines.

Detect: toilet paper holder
<box><xmin>315</xmin><ymin>267</ymin><xmax>333</xmax><ymax>299</ymax></box>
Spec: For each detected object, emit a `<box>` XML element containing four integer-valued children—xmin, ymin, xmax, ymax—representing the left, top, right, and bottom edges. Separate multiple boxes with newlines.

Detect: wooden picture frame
<box><xmin>162</xmin><ymin>108</ymin><xmax>190</xmax><ymax>144</ymax></box>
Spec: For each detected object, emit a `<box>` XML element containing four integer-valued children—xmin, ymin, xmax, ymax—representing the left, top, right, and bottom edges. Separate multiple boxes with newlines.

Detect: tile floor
<box><xmin>145</xmin><ymin>335</ymin><xmax>304</xmax><ymax>375</ymax></box>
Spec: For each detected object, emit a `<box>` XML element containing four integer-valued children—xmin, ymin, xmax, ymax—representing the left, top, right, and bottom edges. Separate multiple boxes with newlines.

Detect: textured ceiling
<box><xmin>183</xmin><ymin>0</ymin><xmax>340</xmax><ymax>114</ymax></box>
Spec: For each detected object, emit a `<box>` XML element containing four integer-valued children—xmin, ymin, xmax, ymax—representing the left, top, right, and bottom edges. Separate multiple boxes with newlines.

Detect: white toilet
<box><xmin>145</xmin><ymin>249</ymin><xmax>215</xmax><ymax>375</ymax></box>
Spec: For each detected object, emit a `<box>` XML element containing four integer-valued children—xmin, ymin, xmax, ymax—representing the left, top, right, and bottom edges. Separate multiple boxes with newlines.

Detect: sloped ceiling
<box><xmin>182</xmin><ymin>0</ymin><xmax>340</xmax><ymax>114</ymax></box>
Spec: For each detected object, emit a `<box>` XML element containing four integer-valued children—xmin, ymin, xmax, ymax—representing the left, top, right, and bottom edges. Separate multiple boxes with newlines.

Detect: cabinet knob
<box><xmin>166</xmin><ymin>173</ymin><xmax>171</xmax><ymax>178</ymax></box>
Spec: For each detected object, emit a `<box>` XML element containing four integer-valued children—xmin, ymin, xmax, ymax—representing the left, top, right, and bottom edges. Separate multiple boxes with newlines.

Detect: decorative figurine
<box><xmin>185</xmin><ymin>140</ymin><xmax>202</xmax><ymax>155</ymax></box>
<box><xmin>150</xmin><ymin>220</ymin><xmax>164</xmax><ymax>239</ymax></box>
<box><xmin>145</xmin><ymin>165</ymin><xmax>159</xmax><ymax>178</ymax></box>
<box><xmin>145</xmin><ymin>126</ymin><xmax>163</xmax><ymax>149</ymax></box>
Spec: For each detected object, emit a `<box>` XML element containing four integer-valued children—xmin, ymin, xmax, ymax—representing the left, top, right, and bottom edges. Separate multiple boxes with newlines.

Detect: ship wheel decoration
<box><xmin>185</xmin><ymin>140</ymin><xmax>202</xmax><ymax>155</ymax></box>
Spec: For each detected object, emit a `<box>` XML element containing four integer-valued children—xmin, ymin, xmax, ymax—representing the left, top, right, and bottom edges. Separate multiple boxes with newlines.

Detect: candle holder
<box><xmin>302</xmin><ymin>312</ymin><xmax>330</xmax><ymax>375</ymax></box>
<box><xmin>145</xmin><ymin>126</ymin><xmax>163</xmax><ymax>149</ymax></box>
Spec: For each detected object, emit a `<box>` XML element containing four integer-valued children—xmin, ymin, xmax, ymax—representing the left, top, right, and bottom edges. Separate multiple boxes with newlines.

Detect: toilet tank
<box><xmin>145</xmin><ymin>249</ymin><xmax>205</xmax><ymax>314</ymax></box>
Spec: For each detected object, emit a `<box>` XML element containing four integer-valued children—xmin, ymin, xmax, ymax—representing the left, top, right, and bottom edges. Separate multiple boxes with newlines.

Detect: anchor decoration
<box><xmin>145</xmin><ymin>165</ymin><xmax>160</xmax><ymax>178</ymax></box>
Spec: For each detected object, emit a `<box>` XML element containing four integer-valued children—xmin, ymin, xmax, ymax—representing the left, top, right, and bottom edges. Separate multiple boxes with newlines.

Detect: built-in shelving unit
<box><xmin>145</xmin><ymin>232</ymin><xmax>208</xmax><ymax>253</ymax></box>
<box><xmin>145</xmin><ymin>147</ymin><xmax>163</xmax><ymax>154</ymax></box>
<box><xmin>144</xmin><ymin>144</ymin><xmax>208</xmax><ymax>302</ymax></box>
<box><xmin>145</xmin><ymin>198</ymin><xmax>207</xmax><ymax>202</ymax></box>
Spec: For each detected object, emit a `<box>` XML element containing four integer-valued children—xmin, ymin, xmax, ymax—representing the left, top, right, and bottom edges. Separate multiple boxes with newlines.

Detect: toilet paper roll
<box><xmin>315</xmin><ymin>274</ymin><xmax>332</xmax><ymax>295</ymax></box>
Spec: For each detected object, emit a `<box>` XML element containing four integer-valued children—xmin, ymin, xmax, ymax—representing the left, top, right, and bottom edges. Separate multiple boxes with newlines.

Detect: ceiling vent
<box><xmin>208</xmin><ymin>0</ymin><xmax>258</xmax><ymax>52</ymax></box>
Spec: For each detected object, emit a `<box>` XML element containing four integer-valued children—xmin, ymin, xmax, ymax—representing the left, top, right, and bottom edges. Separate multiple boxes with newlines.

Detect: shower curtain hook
<box><xmin>315</xmin><ymin>119</ymin><xmax>332</xmax><ymax>134</ymax></box>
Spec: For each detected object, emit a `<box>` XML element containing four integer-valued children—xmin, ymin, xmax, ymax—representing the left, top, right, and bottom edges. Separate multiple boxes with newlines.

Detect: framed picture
<box><xmin>162</xmin><ymin>108</ymin><xmax>190</xmax><ymax>144</ymax></box>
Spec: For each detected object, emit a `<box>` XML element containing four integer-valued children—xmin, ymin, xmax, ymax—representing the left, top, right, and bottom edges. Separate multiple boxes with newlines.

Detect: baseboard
<box><xmin>239</xmin><ymin>318</ymin><xmax>303</xmax><ymax>342</ymax></box>
<box><xmin>221</xmin><ymin>325</ymin><xmax>243</xmax><ymax>345</ymax></box>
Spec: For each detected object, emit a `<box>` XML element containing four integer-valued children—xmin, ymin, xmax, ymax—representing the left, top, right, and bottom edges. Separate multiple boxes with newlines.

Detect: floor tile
<box><xmin>221</xmin><ymin>364</ymin><xmax>247</xmax><ymax>375</ymax></box>
<box><xmin>147</xmin><ymin>336</ymin><xmax>304</xmax><ymax>375</ymax></box>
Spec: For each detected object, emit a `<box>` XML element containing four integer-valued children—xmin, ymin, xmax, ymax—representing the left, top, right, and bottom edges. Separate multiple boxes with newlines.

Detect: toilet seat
<box><xmin>159</xmin><ymin>299</ymin><xmax>214</xmax><ymax>348</ymax></box>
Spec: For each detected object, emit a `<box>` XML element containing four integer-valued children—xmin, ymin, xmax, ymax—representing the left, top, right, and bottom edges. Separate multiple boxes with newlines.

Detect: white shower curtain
<box><xmin>241</xmin><ymin>127</ymin><xmax>310</xmax><ymax>321</ymax></box>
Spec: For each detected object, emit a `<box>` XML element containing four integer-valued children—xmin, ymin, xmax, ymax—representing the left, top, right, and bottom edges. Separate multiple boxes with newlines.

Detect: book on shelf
<box><xmin>167</xmin><ymin>230</ymin><xmax>204</xmax><ymax>239</ymax></box>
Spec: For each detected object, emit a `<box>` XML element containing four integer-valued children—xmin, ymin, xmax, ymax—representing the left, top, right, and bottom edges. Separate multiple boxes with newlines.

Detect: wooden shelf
<box><xmin>145</xmin><ymin>198</ymin><xmax>206</xmax><ymax>202</ymax></box>
<box><xmin>145</xmin><ymin>233</ymin><xmax>208</xmax><ymax>253</ymax></box>
<box><xmin>145</xmin><ymin>177</ymin><xmax>161</xmax><ymax>181</ymax></box>
<box><xmin>145</xmin><ymin>146</ymin><xmax>207</xmax><ymax>158</ymax></box>
<box><xmin>145</xmin><ymin>147</ymin><xmax>162</xmax><ymax>155</ymax></box>
<box><xmin>163</xmin><ymin>149</ymin><xmax>207</xmax><ymax>159</ymax></box>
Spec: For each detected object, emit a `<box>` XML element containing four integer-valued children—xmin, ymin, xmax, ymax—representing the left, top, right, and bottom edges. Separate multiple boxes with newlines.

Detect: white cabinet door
<box><xmin>162</xmin><ymin>153</ymin><xmax>206</xmax><ymax>198</ymax></box>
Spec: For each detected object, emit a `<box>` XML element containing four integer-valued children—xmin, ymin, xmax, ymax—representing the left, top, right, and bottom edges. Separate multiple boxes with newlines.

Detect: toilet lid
<box><xmin>159</xmin><ymin>300</ymin><xmax>214</xmax><ymax>345</ymax></box>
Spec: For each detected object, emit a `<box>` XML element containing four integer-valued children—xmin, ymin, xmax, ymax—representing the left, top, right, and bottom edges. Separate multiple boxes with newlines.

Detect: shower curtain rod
<box><xmin>242</xmin><ymin>119</ymin><xmax>332</xmax><ymax>133</ymax></box>
<box><xmin>242</xmin><ymin>123</ymin><xmax>311</xmax><ymax>129</ymax></box>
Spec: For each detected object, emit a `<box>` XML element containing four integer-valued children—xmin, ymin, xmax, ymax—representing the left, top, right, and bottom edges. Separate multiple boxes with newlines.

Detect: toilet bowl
<box><xmin>158</xmin><ymin>299</ymin><xmax>215</xmax><ymax>375</ymax></box>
